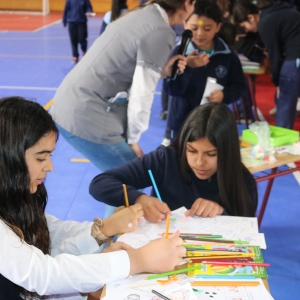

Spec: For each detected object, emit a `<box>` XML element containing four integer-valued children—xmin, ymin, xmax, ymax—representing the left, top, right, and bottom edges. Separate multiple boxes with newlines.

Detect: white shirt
<box><xmin>127</xmin><ymin>4</ymin><xmax>170</xmax><ymax>144</ymax></box>
<box><xmin>0</xmin><ymin>214</ymin><xmax>130</xmax><ymax>299</ymax></box>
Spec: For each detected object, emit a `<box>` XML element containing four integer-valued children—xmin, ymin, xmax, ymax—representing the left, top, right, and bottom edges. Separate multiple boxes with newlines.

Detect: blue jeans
<box><xmin>275</xmin><ymin>59</ymin><xmax>300</xmax><ymax>129</ymax></box>
<box><xmin>56</xmin><ymin>124</ymin><xmax>137</xmax><ymax>217</ymax></box>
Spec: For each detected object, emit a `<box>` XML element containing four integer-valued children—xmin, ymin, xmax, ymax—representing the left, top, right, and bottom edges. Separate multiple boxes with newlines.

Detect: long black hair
<box><xmin>0</xmin><ymin>96</ymin><xmax>58</xmax><ymax>298</ymax></box>
<box><xmin>172</xmin><ymin>103</ymin><xmax>258</xmax><ymax>217</ymax></box>
<box><xmin>110</xmin><ymin>0</ymin><xmax>128</xmax><ymax>22</ymax></box>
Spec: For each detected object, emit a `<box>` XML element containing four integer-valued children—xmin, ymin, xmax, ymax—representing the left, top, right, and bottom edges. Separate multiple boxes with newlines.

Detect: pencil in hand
<box><xmin>122</xmin><ymin>184</ymin><xmax>129</xmax><ymax>207</ymax></box>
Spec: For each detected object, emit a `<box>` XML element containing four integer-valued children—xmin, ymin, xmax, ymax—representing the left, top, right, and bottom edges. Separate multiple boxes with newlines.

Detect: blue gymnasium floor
<box><xmin>0</xmin><ymin>16</ymin><xmax>299</xmax><ymax>300</ymax></box>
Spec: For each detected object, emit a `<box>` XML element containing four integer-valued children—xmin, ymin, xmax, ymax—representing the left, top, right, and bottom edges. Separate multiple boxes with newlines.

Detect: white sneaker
<box><xmin>161</xmin><ymin>138</ymin><xmax>170</xmax><ymax>147</ymax></box>
<box><xmin>269</xmin><ymin>107</ymin><xmax>277</xmax><ymax>115</ymax></box>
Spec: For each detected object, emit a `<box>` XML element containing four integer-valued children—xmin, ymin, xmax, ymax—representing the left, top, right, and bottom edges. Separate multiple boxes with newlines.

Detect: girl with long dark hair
<box><xmin>0</xmin><ymin>96</ymin><xmax>185</xmax><ymax>300</ymax></box>
<box><xmin>90</xmin><ymin>103</ymin><xmax>258</xmax><ymax>223</ymax></box>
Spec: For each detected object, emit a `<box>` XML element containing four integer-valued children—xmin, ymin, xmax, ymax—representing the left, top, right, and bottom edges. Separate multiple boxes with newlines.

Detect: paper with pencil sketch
<box><xmin>117</xmin><ymin>207</ymin><xmax>266</xmax><ymax>249</ymax></box>
<box><xmin>200</xmin><ymin>77</ymin><xmax>224</xmax><ymax>105</ymax></box>
<box><xmin>103</xmin><ymin>274</ymin><xmax>197</xmax><ymax>300</ymax></box>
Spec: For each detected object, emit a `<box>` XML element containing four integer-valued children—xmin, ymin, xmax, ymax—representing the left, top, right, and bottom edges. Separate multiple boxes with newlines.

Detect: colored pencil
<box><xmin>167</xmin><ymin>232</ymin><xmax>215</xmax><ymax>236</ymax></box>
<box><xmin>186</xmin><ymin>251</ymin><xmax>253</xmax><ymax>255</ymax></box>
<box><xmin>147</xmin><ymin>265</ymin><xmax>202</xmax><ymax>280</ymax></box>
<box><xmin>196</xmin><ymin>275</ymin><xmax>256</xmax><ymax>279</ymax></box>
<box><xmin>122</xmin><ymin>184</ymin><xmax>129</xmax><ymax>207</ymax></box>
<box><xmin>180</xmin><ymin>234</ymin><xmax>222</xmax><ymax>238</ymax></box>
<box><xmin>148</xmin><ymin>170</ymin><xmax>162</xmax><ymax>202</ymax></box>
<box><xmin>185</xmin><ymin>255</ymin><xmax>254</xmax><ymax>259</ymax></box>
<box><xmin>151</xmin><ymin>290</ymin><xmax>171</xmax><ymax>300</ymax></box>
<box><xmin>181</xmin><ymin>237</ymin><xmax>249</xmax><ymax>244</ymax></box>
<box><xmin>203</xmin><ymin>261</ymin><xmax>270</xmax><ymax>267</ymax></box>
<box><xmin>191</xmin><ymin>281</ymin><xmax>260</xmax><ymax>286</ymax></box>
<box><xmin>165</xmin><ymin>215</ymin><xmax>170</xmax><ymax>239</ymax></box>
<box><xmin>188</xmin><ymin>257</ymin><xmax>253</xmax><ymax>263</ymax></box>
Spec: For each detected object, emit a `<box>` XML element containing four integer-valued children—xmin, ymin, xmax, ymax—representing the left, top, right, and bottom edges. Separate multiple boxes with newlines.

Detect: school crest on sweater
<box><xmin>215</xmin><ymin>65</ymin><xmax>227</xmax><ymax>78</ymax></box>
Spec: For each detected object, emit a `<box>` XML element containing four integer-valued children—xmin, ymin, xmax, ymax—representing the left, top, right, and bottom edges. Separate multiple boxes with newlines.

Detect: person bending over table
<box><xmin>89</xmin><ymin>103</ymin><xmax>258</xmax><ymax>223</ymax></box>
<box><xmin>0</xmin><ymin>97</ymin><xmax>186</xmax><ymax>300</ymax></box>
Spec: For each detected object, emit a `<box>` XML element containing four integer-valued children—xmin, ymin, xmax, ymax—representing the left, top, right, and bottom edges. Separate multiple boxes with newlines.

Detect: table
<box><xmin>241</xmin><ymin>147</ymin><xmax>300</xmax><ymax>226</ymax></box>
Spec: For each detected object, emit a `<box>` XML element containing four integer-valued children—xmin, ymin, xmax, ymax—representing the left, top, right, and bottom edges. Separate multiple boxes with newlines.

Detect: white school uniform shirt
<box><xmin>0</xmin><ymin>214</ymin><xmax>130</xmax><ymax>299</ymax></box>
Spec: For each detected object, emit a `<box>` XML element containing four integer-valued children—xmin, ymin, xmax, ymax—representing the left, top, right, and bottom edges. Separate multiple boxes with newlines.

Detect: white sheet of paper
<box><xmin>200</xmin><ymin>77</ymin><xmax>224</xmax><ymax>105</ymax></box>
<box><xmin>117</xmin><ymin>207</ymin><xmax>267</xmax><ymax>249</ymax></box>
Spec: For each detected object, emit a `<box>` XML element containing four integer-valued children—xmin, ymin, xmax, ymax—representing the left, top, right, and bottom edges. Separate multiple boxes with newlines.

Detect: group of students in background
<box><xmin>1</xmin><ymin>0</ymin><xmax>300</xmax><ymax>298</ymax></box>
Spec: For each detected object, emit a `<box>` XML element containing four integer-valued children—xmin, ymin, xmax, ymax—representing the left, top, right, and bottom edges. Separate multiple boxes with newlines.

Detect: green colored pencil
<box><xmin>147</xmin><ymin>265</ymin><xmax>202</xmax><ymax>280</ymax></box>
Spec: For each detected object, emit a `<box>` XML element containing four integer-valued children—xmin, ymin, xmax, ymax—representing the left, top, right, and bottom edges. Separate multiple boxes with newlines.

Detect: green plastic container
<box><xmin>242</xmin><ymin>125</ymin><xmax>299</xmax><ymax>147</ymax></box>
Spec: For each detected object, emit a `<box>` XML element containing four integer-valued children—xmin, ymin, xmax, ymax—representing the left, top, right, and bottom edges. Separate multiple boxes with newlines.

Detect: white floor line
<box><xmin>287</xmin><ymin>162</ymin><xmax>300</xmax><ymax>185</ymax></box>
<box><xmin>0</xmin><ymin>86</ymin><xmax>57</xmax><ymax>91</ymax></box>
<box><xmin>34</xmin><ymin>19</ymin><xmax>62</xmax><ymax>32</ymax></box>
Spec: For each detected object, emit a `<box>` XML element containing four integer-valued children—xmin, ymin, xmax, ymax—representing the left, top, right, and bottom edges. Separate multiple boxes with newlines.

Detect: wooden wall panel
<box><xmin>50</xmin><ymin>0</ymin><xmax>140</xmax><ymax>13</ymax></box>
<box><xmin>0</xmin><ymin>0</ymin><xmax>42</xmax><ymax>11</ymax></box>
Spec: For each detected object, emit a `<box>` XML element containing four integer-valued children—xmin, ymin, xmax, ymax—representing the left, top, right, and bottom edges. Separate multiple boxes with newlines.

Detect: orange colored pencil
<box><xmin>191</xmin><ymin>281</ymin><xmax>259</xmax><ymax>287</ymax></box>
<box><xmin>165</xmin><ymin>215</ymin><xmax>170</xmax><ymax>239</ymax></box>
<box><xmin>122</xmin><ymin>184</ymin><xmax>129</xmax><ymax>207</ymax></box>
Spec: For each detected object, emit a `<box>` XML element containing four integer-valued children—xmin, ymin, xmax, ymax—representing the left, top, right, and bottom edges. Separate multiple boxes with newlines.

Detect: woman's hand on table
<box><xmin>185</xmin><ymin>198</ymin><xmax>224</xmax><ymax>217</ymax></box>
<box><xmin>101</xmin><ymin>203</ymin><xmax>144</xmax><ymax>236</ymax></box>
<box><xmin>127</xmin><ymin>230</ymin><xmax>186</xmax><ymax>275</ymax></box>
<box><xmin>135</xmin><ymin>194</ymin><xmax>171</xmax><ymax>223</ymax></box>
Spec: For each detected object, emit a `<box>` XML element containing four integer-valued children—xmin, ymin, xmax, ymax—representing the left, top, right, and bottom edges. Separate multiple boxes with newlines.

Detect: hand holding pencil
<box><xmin>135</xmin><ymin>194</ymin><xmax>171</xmax><ymax>223</ymax></box>
<box><xmin>127</xmin><ymin>230</ymin><xmax>186</xmax><ymax>275</ymax></box>
<box><xmin>101</xmin><ymin>203</ymin><xmax>144</xmax><ymax>236</ymax></box>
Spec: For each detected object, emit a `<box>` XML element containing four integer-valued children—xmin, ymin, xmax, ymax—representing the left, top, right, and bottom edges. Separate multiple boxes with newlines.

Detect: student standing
<box><xmin>89</xmin><ymin>103</ymin><xmax>258</xmax><ymax>223</ymax></box>
<box><xmin>51</xmin><ymin>0</ymin><xmax>192</xmax><ymax>171</ymax></box>
<box><xmin>51</xmin><ymin>0</ymin><xmax>193</xmax><ymax>216</ymax></box>
<box><xmin>0</xmin><ymin>97</ymin><xmax>185</xmax><ymax>300</ymax></box>
<box><xmin>233</xmin><ymin>1</ymin><xmax>300</xmax><ymax>129</ymax></box>
<box><xmin>163</xmin><ymin>0</ymin><xmax>247</xmax><ymax>142</ymax></box>
<box><xmin>63</xmin><ymin>0</ymin><xmax>93</xmax><ymax>64</ymax></box>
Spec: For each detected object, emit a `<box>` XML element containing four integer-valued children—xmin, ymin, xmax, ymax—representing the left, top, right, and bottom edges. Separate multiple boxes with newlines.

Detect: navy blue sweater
<box><xmin>63</xmin><ymin>0</ymin><xmax>93</xmax><ymax>26</ymax></box>
<box><xmin>165</xmin><ymin>37</ymin><xmax>247</xmax><ymax>131</ymax></box>
<box><xmin>89</xmin><ymin>146</ymin><xmax>257</xmax><ymax>215</ymax></box>
<box><xmin>259</xmin><ymin>2</ymin><xmax>300</xmax><ymax>86</ymax></box>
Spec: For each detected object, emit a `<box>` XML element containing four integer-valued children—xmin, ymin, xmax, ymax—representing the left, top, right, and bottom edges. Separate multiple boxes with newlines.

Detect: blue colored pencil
<box><xmin>148</xmin><ymin>169</ymin><xmax>162</xmax><ymax>202</ymax></box>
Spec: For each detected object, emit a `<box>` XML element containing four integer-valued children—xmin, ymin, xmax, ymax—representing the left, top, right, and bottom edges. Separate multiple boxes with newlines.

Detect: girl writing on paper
<box><xmin>89</xmin><ymin>102</ymin><xmax>258</xmax><ymax>223</ymax></box>
<box><xmin>0</xmin><ymin>97</ymin><xmax>185</xmax><ymax>300</ymax></box>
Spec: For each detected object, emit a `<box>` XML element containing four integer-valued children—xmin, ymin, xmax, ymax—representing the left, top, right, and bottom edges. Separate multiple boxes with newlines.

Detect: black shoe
<box><xmin>160</xmin><ymin>110</ymin><xmax>168</xmax><ymax>120</ymax></box>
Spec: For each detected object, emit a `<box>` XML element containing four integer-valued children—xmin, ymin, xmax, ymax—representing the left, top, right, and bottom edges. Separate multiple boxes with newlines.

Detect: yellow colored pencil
<box><xmin>187</xmin><ymin>255</ymin><xmax>254</xmax><ymax>259</ymax></box>
<box><xmin>187</xmin><ymin>251</ymin><xmax>254</xmax><ymax>256</ymax></box>
<box><xmin>122</xmin><ymin>184</ymin><xmax>129</xmax><ymax>207</ymax></box>
<box><xmin>165</xmin><ymin>215</ymin><xmax>170</xmax><ymax>239</ymax></box>
<box><xmin>191</xmin><ymin>281</ymin><xmax>259</xmax><ymax>287</ymax></box>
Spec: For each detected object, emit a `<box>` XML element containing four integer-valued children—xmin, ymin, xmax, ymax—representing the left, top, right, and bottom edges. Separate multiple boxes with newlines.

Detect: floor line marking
<box><xmin>0</xmin><ymin>86</ymin><xmax>57</xmax><ymax>91</ymax></box>
<box><xmin>71</xmin><ymin>158</ymin><xmax>90</xmax><ymax>163</ymax></box>
<box><xmin>44</xmin><ymin>99</ymin><xmax>53</xmax><ymax>110</ymax></box>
